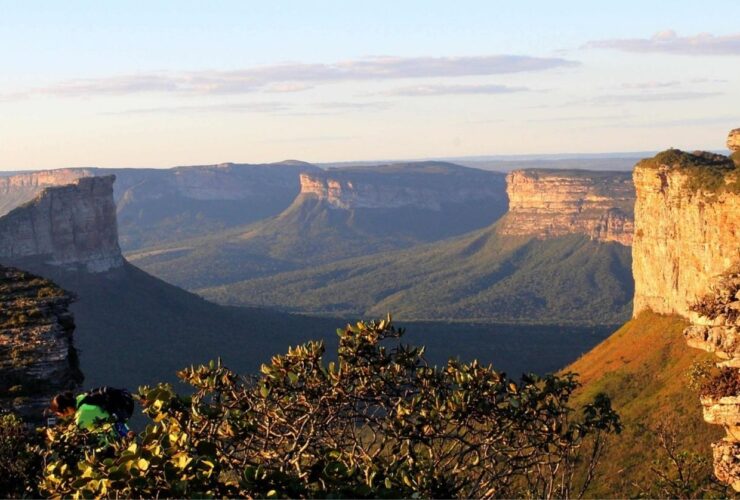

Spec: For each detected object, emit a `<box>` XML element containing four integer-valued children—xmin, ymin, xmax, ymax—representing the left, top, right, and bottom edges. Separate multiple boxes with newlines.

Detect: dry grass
<box><xmin>565</xmin><ymin>311</ymin><xmax>722</xmax><ymax>497</ymax></box>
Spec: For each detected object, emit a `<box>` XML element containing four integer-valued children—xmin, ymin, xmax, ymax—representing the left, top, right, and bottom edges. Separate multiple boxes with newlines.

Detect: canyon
<box><xmin>497</xmin><ymin>169</ymin><xmax>634</xmax><ymax>245</ymax></box>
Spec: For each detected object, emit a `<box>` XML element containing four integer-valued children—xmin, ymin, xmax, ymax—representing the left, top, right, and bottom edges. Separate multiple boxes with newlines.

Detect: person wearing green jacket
<box><xmin>49</xmin><ymin>389</ymin><xmax>133</xmax><ymax>438</ymax></box>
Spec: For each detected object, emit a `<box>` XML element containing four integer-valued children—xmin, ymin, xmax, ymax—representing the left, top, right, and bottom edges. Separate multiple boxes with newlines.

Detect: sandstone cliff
<box><xmin>632</xmin><ymin>149</ymin><xmax>740</xmax><ymax>317</ymax></box>
<box><xmin>630</xmin><ymin>129</ymin><xmax>740</xmax><ymax>491</ymax></box>
<box><xmin>0</xmin><ymin>168</ymin><xmax>92</xmax><ymax>217</ymax></box>
<box><xmin>0</xmin><ymin>176</ymin><xmax>123</xmax><ymax>273</ymax></box>
<box><xmin>496</xmin><ymin>169</ymin><xmax>635</xmax><ymax>245</ymax></box>
<box><xmin>0</xmin><ymin>266</ymin><xmax>82</xmax><ymax>422</ymax></box>
<box><xmin>299</xmin><ymin>162</ymin><xmax>505</xmax><ymax>210</ymax></box>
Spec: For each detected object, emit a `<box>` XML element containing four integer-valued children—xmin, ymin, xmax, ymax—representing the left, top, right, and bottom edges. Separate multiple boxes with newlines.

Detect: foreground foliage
<box><xmin>6</xmin><ymin>318</ymin><xmax>620</xmax><ymax>498</ymax></box>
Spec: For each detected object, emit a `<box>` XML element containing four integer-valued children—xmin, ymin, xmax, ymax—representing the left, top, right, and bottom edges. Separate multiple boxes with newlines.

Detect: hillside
<box><xmin>201</xmin><ymin>218</ymin><xmax>634</xmax><ymax>325</ymax></box>
<box><xmin>567</xmin><ymin>312</ymin><xmax>722</xmax><ymax>496</ymax></box>
<box><xmin>128</xmin><ymin>161</ymin><xmax>508</xmax><ymax>290</ymax></box>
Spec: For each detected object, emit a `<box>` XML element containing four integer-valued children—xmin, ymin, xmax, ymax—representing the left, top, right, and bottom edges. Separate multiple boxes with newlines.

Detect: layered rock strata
<box><xmin>729</xmin><ymin>129</ymin><xmax>740</xmax><ymax>153</ymax></box>
<box><xmin>0</xmin><ymin>266</ymin><xmax>82</xmax><ymax>422</ymax></box>
<box><xmin>684</xmin><ymin>268</ymin><xmax>740</xmax><ymax>491</ymax></box>
<box><xmin>496</xmin><ymin>169</ymin><xmax>635</xmax><ymax>245</ymax></box>
<box><xmin>299</xmin><ymin>162</ymin><xmax>505</xmax><ymax>210</ymax></box>
<box><xmin>632</xmin><ymin>149</ymin><xmax>740</xmax><ymax>317</ymax></box>
<box><xmin>0</xmin><ymin>176</ymin><xmax>123</xmax><ymax>272</ymax></box>
<box><xmin>639</xmin><ymin>131</ymin><xmax>740</xmax><ymax>491</ymax></box>
<box><xmin>0</xmin><ymin>168</ymin><xmax>92</xmax><ymax>216</ymax></box>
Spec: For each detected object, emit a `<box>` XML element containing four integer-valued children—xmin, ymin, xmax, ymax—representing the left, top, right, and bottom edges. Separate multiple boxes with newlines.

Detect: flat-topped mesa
<box><xmin>299</xmin><ymin>162</ymin><xmax>505</xmax><ymax>210</ymax></box>
<box><xmin>0</xmin><ymin>266</ymin><xmax>82</xmax><ymax>422</ymax></box>
<box><xmin>0</xmin><ymin>168</ymin><xmax>93</xmax><ymax>217</ymax></box>
<box><xmin>497</xmin><ymin>169</ymin><xmax>635</xmax><ymax>245</ymax></box>
<box><xmin>632</xmin><ymin>149</ymin><xmax>740</xmax><ymax>318</ymax></box>
<box><xmin>0</xmin><ymin>176</ymin><xmax>123</xmax><ymax>273</ymax></box>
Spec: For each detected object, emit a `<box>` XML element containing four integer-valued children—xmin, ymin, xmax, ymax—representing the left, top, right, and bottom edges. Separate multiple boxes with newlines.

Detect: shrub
<box><xmin>0</xmin><ymin>413</ymin><xmax>42</xmax><ymax>498</ymax></box>
<box><xmin>13</xmin><ymin>318</ymin><xmax>621</xmax><ymax>498</ymax></box>
<box><xmin>700</xmin><ymin>368</ymin><xmax>740</xmax><ymax>399</ymax></box>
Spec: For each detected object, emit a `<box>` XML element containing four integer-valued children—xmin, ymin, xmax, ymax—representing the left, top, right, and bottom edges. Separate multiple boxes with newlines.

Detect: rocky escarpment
<box><xmin>0</xmin><ymin>168</ymin><xmax>92</xmax><ymax>217</ymax></box>
<box><xmin>299</xmin><ymin>162</ymin><xmax>505</xmax><ymax>210</ymax></box>
<box><xmin>632</xmin><ymin>130</ymin><xmax>740</xmax><ymax>491</ymax></box>
<box><xmin>682</xmin><ymin>268</ymin><xmax>740</xmax><ymax>491</ymax></box>
<box><xmin>0</xmin><ymin>266</ymin><xmax>82</xmax><ymax>422</ymax></box>
<box><xmin>496</xmin><ymin>169</ymin><xmax>635</xmax><ymax>245</ymax></box>
<box><xmin>729</xmin><ymin>129</ymin><xmax>740</xmax><ymax>154</ymax></box>
<box><xmin>0</xmin><ymin>176</ymin><xmax>123</xmax><ymax>273</ymax></box>
<box><xmin>632</xmin><ymin>148</ymin><xmax>740</xmax><ymax>318</ymax></box>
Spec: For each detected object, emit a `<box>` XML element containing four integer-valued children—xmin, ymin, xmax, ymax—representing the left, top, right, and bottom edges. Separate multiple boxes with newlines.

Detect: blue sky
<box><xmin>1</xmin><ymin>0</ymin><xmax>739</xmax><ymax>169</ymax></box>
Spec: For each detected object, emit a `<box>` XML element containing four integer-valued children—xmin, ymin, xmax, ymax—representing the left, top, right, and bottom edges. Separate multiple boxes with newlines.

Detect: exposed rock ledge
<box><xmin>299</xmin><ymin>163</ymin><xmax>505</xmax><ymax>210</ymax></box>
<box><xmin>0</xmin><ymin>266</ymin><xmax>82</xmax><ymax>422</ymax></box>
<box><xmin>632</xmin><ymin>149</ymin><xmax>740</xmax><ymax>318</ymax></box>
<box><xmin>0</xmin><ymin>176</ymin><xmax>123</xmax><ymax>273</ymax></box>
<box><xmin>496</xmin><ymin>169</ymin><xmax>635</xmax><ymax>245</ymax></box>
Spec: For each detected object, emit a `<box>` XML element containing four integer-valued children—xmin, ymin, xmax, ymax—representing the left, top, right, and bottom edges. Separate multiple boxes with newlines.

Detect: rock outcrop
<box><xmin>0</xmin><ymin>266</ymin><xmax>82</xmax><ymax>422</ymax></box>
<box><xmin>632</xmin><ymin>130</ymin><xmax>740</xmax><ymax>491</ymax></box>
<box><xmin>0</xmin><ymin>176</ymin><xmax>123</xmax><ymax>273</ymax></box>
<box><xmin>729</xmin><ymin>129</ymin><xmax>740</xmax><ymax>153</ymax></box>
<box><xmin>632</xmin><ymin>149</ymin><xmax>740</xmax><ymax>317</ymax></box>
<box><xmin>683</xmin><ymin>268</ymin><xmax>740</xmax><ymax>491</ymax></box>
<box><xmin>496</xmin><ymin>169</ymin><xmax>635</xmax><ymax>245</ymax></box>
<box><xmin>0</xmin><ymin>168</ymin><xmax>92</xmax><ymax>217</ymax></box>
<box><xmin>299</xmin><ymin>162</ymin><xmax>505</xmax><ymax>210</ymax></box>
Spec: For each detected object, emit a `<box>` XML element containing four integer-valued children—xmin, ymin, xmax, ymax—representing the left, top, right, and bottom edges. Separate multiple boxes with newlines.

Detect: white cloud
<box><xmin>4</xmin><ymin>55</ymin><xmax>578</xmax><ymax>100</ymax></box>
<box><xmin>585</xmin><ymin>30</ymin><xmax>740</xmax><ymax>55</ymax></box>
<box><xmin>589</xmin><ymin>91</ymin><xmax>722</xmax><ymax>105</ymax></box>
<box><xmin>102</xmin><ymin>102</ymin><xmax>289</xmax><ymax>115</ymax></box>
<box><xmin>383</xmin><ymin>83</ymin><xmax>528</xmax><ymax>96</ymax></box>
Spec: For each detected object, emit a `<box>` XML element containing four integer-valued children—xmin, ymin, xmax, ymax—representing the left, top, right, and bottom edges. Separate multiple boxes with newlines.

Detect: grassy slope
<box><xmin>127</xmin><ymin>163</ymin><xmax>507</xmax><ymax>290</ymax></box>
<box><xmin>201</xmin><ymin>221</ymin><xmax>634</xmax><ymax>325</ymax></box>
<box><xmin>567</xmin><ymin>311</ymin><xmax>722</xmax><ymax>496</ymax></box>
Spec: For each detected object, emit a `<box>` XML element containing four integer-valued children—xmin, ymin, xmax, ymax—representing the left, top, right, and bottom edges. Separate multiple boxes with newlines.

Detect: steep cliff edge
<box><xmin>299</xmin><ymin>161</ymin><xmax>505</xmax><ymax>210</ymax></box>
<box><xmin>497</xmin><ymin>169</ymin><xmax>634</xmax><ymax>245</ymax></box>
<box><xmin>0</xmin><ymin>176</ymin><xmax>123</xmax><ymax>273</ymax></box>
<box><xmin>0</xmin><ymin>169</ymin><xmax>93</xmax><ymax>217</ymax></box>
<box><xmin>569</xmin><ymin>130</ymin><xmax>740</xmax><ymax>494</ymax></box>
<box><xmin>632</xmin><ymin>149</ymin><xmax>740</xmax><ymax>317</ymax></box>
<box><xmin>0</xmin><ymin>266</ymin><xmax>82</xmax><ymax>422</ymax></box>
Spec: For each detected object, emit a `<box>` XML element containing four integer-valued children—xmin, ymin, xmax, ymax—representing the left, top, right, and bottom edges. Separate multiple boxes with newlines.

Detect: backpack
<box><xmin>78</xmin><ymin>387</ymin><xmax>134</xmax><ymax>423</ymax></box>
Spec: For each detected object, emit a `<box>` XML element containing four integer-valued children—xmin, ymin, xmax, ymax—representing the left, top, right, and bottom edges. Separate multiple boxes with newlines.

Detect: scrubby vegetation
<box><xmin>1</xmin><ymin>318</ymin><xmax>620</xmax><ymax>498</ymax></box>
<box><xmin>639</xmin><ymin>149</ymin><xmax>740</xmax><ymax>196</ymax></box>
<box><xmin>700</xmin><ymin>367</ymin><xmax>740</xmax><ymax>400</ymax></box>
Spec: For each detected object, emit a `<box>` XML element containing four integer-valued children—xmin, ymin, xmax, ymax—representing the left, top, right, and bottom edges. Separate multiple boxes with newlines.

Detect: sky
<box><xmin>1</xmin><ymin>0</ymin><xmax>739</xmax><ymax>170</ymax></box>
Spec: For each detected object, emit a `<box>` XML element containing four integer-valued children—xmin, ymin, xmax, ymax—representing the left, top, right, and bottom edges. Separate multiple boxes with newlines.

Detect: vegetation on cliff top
<box><xmin>1</xmin><ymin>318</ymin><xmax>620</xmax><ymax>498</ymax></box>
<box><xmin>638</xmin><ymin>149</ymin><xmax>740</xmax><ymax>196</ymax></box>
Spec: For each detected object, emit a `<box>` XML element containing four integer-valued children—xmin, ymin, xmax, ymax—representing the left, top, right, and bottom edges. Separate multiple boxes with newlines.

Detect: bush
<box><xmin>9</xmin><ymin>318</ymin><xmax>621</xmax><ymax>498</ymax></box>
<box><xmin>0</xmin><ymin>413</ymin><xmax>42</xmax><ymax>498</ymax></box>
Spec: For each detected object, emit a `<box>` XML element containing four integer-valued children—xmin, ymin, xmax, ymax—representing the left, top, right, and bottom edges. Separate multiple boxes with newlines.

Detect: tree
<box><xmin>36</xmin><ymin>317</ymin><xmax>620</xmax><ymax>498</ymax></box>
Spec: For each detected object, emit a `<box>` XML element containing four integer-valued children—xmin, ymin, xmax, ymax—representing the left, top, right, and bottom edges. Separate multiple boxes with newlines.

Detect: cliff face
<box><xmin>497</xmin><ymin>169</ymin><xmax>635</xmax><ymax>245</ymax></box>
<box><xmin>632</xmin><ymin>150</ymin><xmax>740</xmax><ymax>318</ymax></box>
<box><xmin>0</xmin><ymin>176</ymin><xmax>123</xmax><ymax>273</ymax></box>
<box><xmin>0</xmin><ymin>266</ymin><xmax>82</xmax><ymax>422</ymax></box>
<box><xmin>0</xmin><ymin>168</ymin><xmax>92</xmax><ymax>217</ymax></box>
<box><xmin>630</xmin><ymin>131</ymin><xmax>740</xmax><ymax>491</ymax></box>
<box><xmin>299</xmin><ymin>162</ymin><xmax>505</xmax><ymax>210</ymax></box>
